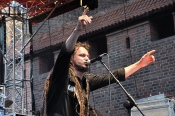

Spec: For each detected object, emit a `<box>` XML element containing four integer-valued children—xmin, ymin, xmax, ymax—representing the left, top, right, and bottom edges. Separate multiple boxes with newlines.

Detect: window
<box><xmin>39</xmin><ymin>53</ymin><xmax>54</xmax><ymax>74</ymax></box>
<box><xmin>150</xmin><ymin>14</ymin><xmax>174</xmax><ymax>40</ymax></box>
<box><xmin>88</xmin><ymin>36</ymin><xmax>107</xmax><ymax>59</ymax></box>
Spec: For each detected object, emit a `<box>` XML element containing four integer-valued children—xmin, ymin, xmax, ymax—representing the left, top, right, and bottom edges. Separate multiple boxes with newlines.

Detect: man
<box><xmin>43</xmin><ymin>8</ymin><xmax>155</xmax><ymax>116</ymax></box>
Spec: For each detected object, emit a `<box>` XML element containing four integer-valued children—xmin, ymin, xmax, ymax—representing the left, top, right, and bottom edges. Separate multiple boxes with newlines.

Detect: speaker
<box><xmin>126</xmin><ymin>37</ymin><xmax>130</xmax><ymax>49</ymax></box>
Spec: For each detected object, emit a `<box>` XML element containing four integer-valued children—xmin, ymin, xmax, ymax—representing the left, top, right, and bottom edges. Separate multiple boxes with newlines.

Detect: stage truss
<box><xmin>2</xmin><ymin>1</ymin><xmax>30</xmax><ymax>115</ymax></box>
<box><xmin>0</xmin><ymin>0</ymin><xmax>95</xmax><ymax>115</ymax></box>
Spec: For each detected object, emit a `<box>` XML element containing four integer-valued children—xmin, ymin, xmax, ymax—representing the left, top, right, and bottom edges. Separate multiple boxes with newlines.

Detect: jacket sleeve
<box><xmin>88</xmin><ymin>68</ymin><xmax>125</xmax><ymax>91</ymax></box>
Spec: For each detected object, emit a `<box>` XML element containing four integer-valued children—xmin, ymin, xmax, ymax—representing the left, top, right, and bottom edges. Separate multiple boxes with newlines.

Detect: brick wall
<box><xmin>31</xmin><ymin>0</ymin><xmax>136</xmax><ymax>38</ymax></box>
<box><xmin>26</xmin><ymin>0</ymin><xmax>175</xmax><ymax>116</ymax></box>
<box><xmin>32</xmin><ymin>51</ymin><xmax>60</xmax><ymax>112</ymax></box>
<box><xmin>24</xmin><ymin>60</ymin><xmax>32</xmax><ymax>115</ymax></box>
<box><xmin>31</xmin><ymin>21</ymin><xmax>175</xmax><ymax>116</ymax></box>
<box><xmin>86</xmin><ymin>22</ymin><xmax>175</xmax><ymax>115</ymax></box>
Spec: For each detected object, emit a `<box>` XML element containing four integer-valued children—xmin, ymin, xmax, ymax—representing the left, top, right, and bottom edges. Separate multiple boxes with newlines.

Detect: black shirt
<box><xmin>46</xmin><ymin>43</ymin><xmax>125</xmax><ymax>116</ymax></box>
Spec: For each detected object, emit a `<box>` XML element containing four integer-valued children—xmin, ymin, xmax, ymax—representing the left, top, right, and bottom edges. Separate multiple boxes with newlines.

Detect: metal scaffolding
<box><xmin>5</xmin><ymin>19</ymin><xmax>25</xmax><ymax>115</ymax></box>
<box><xmin>1</xmin><ymin>1</ymin><xmax>29</xmax><ymax>115</ymax></box>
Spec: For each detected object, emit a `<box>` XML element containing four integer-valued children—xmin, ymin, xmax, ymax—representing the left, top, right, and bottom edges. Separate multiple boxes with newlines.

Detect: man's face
<box><xmin>71</xmin><ymin>47</ymin><xmax>90</xmax><ymax>72</ymax></box>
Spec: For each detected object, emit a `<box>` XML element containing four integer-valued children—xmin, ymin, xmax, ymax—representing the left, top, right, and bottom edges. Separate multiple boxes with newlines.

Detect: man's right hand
<box><xmin>75</xmin><ymin>8</ymin><xmax>93</xmax><ymax>30</ymax></box>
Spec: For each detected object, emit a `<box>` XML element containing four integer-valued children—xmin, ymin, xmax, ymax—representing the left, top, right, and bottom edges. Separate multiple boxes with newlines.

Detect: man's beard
<box><xmin>73</xmin><ymin>63</ymin><xmax>89</xmax><ymax>72</ymax></box>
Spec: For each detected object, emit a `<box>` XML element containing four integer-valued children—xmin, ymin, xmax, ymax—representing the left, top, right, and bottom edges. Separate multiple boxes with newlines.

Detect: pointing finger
<box><xmin>82</xmin><ymin>7</ymin><xmax>89</xmax><ymax>15</ymax></box>
<box><xmin>147</xmin><ymin>50</ymin><xmax>156</xmax><ymax>55</ymax></box>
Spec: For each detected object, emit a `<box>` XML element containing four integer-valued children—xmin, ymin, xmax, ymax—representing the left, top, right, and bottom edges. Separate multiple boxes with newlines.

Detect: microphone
<box><xmin>87</xmin><ymin>53</ymin><xmax>107</xmax><ymax>64</ymax></box>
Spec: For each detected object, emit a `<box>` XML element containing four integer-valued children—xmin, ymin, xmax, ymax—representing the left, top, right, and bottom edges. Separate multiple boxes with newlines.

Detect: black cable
<box><xmin>106</xmin><ymin>54</ymin><xmax>112</xmax><ymax>116</ymax></box>
<box><xmin>122</xmin><ymin>0</ymin><xmax>140</xmax><ymax>99</ymax></box>
<box><xmin>62</xmin><ymin>13</ymin><xmax>65</xmax><ymax>35</ymax></box>
<box><xmin>21</xmin><ymin>2</ymin><xmax>61</xmax><ymax>52</ymax></box>
<box><xmin>29</xmin><ymin>20</ymin><xmax>36</xmax><ymax>115</ymax></box>
<box><xmin>48</xmin><ymin>20</ymin><xmax>51</xmax><ymax>48</ymax></box>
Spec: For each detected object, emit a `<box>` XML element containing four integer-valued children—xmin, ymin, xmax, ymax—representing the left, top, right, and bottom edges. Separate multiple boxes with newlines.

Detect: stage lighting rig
<box><xmin>0</xmin><ymin>1</ymin><xmax>26</xmax><ymax>21</ymax></box>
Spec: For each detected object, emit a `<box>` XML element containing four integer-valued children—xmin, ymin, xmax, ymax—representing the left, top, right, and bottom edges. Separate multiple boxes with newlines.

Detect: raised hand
<box><xmin>75</xmin><ymin>8</ymin><xmax>93</xmax><ymax>30</ymax></box>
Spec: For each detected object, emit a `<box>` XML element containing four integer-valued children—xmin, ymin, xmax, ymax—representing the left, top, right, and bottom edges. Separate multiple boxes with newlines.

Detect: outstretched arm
<box><xmin>65</xmin><ymin>8</ymin><xmax>93</xmax><ymax>52</ymax></box>
<box><xmin>124</xmin><ymin>50</ymin><xmax>156</xmax><ymax>78</ymax></box>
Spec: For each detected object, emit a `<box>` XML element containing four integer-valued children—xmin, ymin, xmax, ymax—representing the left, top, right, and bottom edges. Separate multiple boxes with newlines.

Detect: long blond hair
<box><xmin>43</xmin><ymin>42</ymin><xmax>90</xmax><ymax>116</ymax></box>
<box><xmin>43</xmin><ymin>68</ymin><xmax>53</xmax><ymax>116</ymax></box>
<box><xmin>70</xmin><ymin>42</ymin><xmax>90</xmax><ymax>116</ymax></box>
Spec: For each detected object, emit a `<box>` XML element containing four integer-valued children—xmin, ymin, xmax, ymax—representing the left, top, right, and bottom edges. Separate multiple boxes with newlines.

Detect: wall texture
<box><xmin>25</xmin><ymin>0</ymin><xmax>175</xmax><ymax>115</ymax></box>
